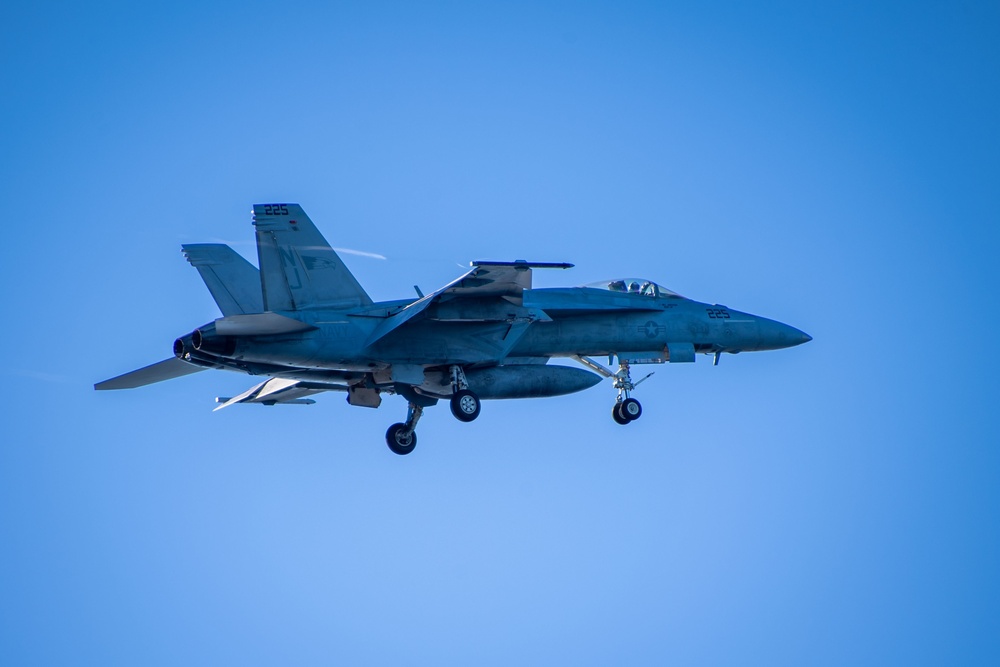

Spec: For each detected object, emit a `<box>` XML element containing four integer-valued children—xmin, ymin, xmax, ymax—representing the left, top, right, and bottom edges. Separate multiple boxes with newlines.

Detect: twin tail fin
<box><xmin>252</xmin><ymin>203</ymin><xmax>373</xmax><ymax>311</ymax></box>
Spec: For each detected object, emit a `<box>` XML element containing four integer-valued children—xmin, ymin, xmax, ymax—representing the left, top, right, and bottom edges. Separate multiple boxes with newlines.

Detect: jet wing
<box><xmin>95</xmin><ymin>358</ymin><xmax>205</xmax><ymax>390</ymax></box>
<box><xmin>438</xmin><ymin>261</ymin><xmax>573</xmax><ymax>298</ymax></box>
<box><xmin>364</xmin><ymin>261</ymin><xmax>571</xmax><ymax>348</ymax></box>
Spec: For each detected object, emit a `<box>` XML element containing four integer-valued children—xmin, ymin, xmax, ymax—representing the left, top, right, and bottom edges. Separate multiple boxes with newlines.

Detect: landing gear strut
<box><xmin>612</xmin><ymin>360</ymin><xmax>648</xmax><ymax>425</ymax></box>
<box><xmin>448</xmin><ymin>365</ymin><xmax>481</xmax><ymax>422</ymax></box>
<box><xmin>386</xmin><ymin>403</ymin><xmax>423</xmax><ymax>455</ymax></box>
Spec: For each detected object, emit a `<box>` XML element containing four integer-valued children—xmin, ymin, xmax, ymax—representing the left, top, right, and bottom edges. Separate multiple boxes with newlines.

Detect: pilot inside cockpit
<box><xmin>590</xmin><ymin>279</ymin><xmax>680</xmax><ymax>299</ymax></box>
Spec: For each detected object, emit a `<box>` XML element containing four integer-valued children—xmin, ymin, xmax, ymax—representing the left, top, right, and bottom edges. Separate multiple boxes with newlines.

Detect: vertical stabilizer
<box><xmin>253</xmin><ymin>204</ymin><xmax>373</xmax><ymax>311</ymax></box>
<box><xmin>181</xmin><ymin>244</ymin><xmax>264</xmax><ymax>315</ymax></box>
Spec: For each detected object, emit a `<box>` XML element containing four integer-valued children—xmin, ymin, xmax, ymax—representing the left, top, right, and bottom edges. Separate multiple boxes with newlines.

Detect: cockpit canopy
<box><xmin>583</xmin><ymin>279</ymin><xmax>683</xmax><ymax>298</ymax></box>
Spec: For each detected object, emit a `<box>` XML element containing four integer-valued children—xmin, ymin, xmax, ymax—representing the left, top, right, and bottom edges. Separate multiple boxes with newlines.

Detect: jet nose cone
<box><xmin>757</xmin><ymin>318</ymin><xmax>812</xmax><ymax>350</ymax></box>
<box><xmin>790</xmin><ymin>327</ymin><xmax>812</xmax><ymax>347</ymax></box>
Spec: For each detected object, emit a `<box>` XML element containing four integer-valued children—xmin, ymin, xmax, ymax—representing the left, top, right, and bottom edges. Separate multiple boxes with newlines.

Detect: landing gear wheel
<box><xmin>618</xmin><ymin>397</ymin><xmax>642</xmax><ymax>422</ymax></box>
<box><xmin>450</xmin><ymin>389</ymin><xmax>481</xmax><ymax>422</ymax></box>
<box><xmin>612</xmin><ymin>404</ymin><xmax>630</xmax><ymax>425</ymax></box>
<box><xmin>386</xmin><ymin>423</ymin><xmax>417</xmax><ymax>455</ymax></box>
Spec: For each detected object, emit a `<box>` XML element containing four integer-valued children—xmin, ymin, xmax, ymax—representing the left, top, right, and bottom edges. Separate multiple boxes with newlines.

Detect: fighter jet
<box><xmin>96</xmin><ymin>203</ymin><xmax>811</xmax><ymax>455</ymax></box>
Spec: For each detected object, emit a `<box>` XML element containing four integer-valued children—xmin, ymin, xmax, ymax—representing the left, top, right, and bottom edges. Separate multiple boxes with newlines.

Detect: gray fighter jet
<box><xmin>96</xmin><ymin>204</ymin><xmax>811</xmax><ymax>454</ymax></box>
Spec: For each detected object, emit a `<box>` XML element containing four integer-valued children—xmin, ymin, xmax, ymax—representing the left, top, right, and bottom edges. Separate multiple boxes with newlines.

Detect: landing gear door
<box><xmin>666</xmin><ymin>342</ymin><xmax>696</xmax><ymax>363</ymax></box>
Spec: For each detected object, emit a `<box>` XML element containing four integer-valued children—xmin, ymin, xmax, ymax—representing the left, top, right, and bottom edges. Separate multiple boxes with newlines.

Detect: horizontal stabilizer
<box><xmin>95</xmin><ymin>358</ymin><xmax>204</xmax><ymax>390</ymax></box>
<box><xmin>214</xmin><ymin>312</ymin><xmax>316</xmax><ymax>336</ymax></box>
<box><xmin>182</xmin><ymin>244</ymin><xmax>263</xmax><ymax>315</ymax></box>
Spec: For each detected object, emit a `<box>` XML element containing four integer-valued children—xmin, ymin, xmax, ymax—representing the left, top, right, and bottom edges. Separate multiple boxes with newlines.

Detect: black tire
<box><xmin>613</xmin><ymin>404</ymin><xmax>630</xmax><ymax>425</ymax></box>
<box><xmin>619</xmin><ymin>398</ymin><xmax>642</xmax><ymax>422</ymax></box>
<box><xmin>450</xmin><ymin>389</ymin><xmax>481</xmax><ymax>422</ymax></box>
<box><xmin>386</xmin><ymin>423</ymin><xmax>417</xmax><ymax>455</ymax></box>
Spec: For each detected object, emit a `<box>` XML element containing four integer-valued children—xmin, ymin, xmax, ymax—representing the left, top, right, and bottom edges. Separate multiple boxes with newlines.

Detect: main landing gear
<box><xmin>611</xmin><ymin>359</ymin><xmax>650</xmax><ymax>425</ymax></box>
<box><xmin>384</xmin><ymin>365</ymin><xmax>481</xmax><ymax>455</ymax></box>
<box><xmin>386</xmin><ymin>403</ymin><xmax>423</xmax><ymax>455</ymax></box>
<box><xmin>451</xmin><ymin>389</ymin><xmax>481</xmax><ymax>422</ymax></box>
<box><xmin>448</xmin><ymin>365</ymin><xmax>481</xmax><ymax>423</ymax></box>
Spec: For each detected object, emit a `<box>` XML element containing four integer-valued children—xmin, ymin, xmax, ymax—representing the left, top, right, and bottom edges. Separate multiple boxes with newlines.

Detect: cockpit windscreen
<box><xmin>584</xmin><ymin>279</ymin><xmax>683</xmax><ymax>298</ymax></box>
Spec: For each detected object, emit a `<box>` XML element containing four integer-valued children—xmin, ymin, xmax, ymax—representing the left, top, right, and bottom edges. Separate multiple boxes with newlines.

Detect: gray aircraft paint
<box><xmin>97</xmin><ymin>203</ymin><xmax>810</xmax><ymax>454</ymax></box>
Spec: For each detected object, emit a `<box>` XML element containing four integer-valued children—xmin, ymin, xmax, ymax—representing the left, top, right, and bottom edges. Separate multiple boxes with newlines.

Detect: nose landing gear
<box><xmin>611</xmin><ymin>360</ymin><xmax>651</xmax><ymax>425</ymax></box>
<box><xmin>571</xmin><ymin>355</ymin><xmax>654</xmax><ymax>426</ymax></box>
<box><xmin>614</xmin><ymin>397</ymin><xmax>642</xmax><ymax>424</ymax></box>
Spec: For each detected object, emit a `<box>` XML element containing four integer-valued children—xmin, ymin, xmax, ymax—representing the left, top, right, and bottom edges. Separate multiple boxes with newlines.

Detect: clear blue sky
<box><xmin>2</xmin><ymin>1</ymin><xmax>998</xmax><ymax>664</ymax></box>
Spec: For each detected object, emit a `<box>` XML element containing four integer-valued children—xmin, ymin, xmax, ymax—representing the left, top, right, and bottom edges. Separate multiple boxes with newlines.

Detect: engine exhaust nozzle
<box><xmin>192</xmin><ymin>327</ymin><xmax>236</xmax><ymax>357</ymax></box>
